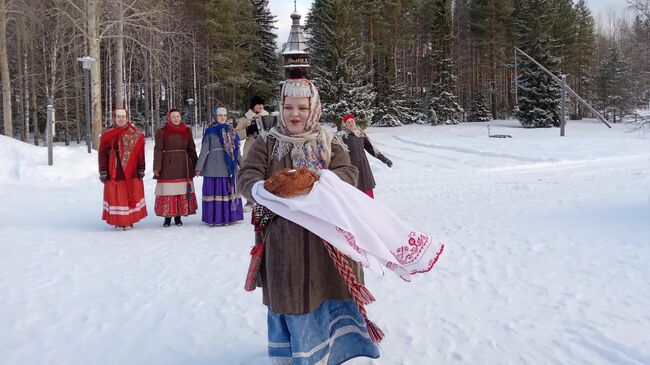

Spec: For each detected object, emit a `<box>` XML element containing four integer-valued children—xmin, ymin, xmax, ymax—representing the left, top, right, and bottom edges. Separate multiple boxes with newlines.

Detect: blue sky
<box><xmin>269</xmin><ymin>0</ymin><xmax>630</xmax><ymax>46</ymax></box>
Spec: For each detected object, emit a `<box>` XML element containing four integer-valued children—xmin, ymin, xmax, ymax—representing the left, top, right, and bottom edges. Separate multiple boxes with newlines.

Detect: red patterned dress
<box><xmin>98</xmin><ymin>123</ymin><xmax>148</xmax><ymax>227</ymax></box>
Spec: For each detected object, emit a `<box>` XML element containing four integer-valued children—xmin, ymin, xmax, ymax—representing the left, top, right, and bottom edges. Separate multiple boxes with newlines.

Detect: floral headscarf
<box><xmin>266</xmin><ymin>79</ymin><xmax>346</xmax><ymax>170</ymax></box>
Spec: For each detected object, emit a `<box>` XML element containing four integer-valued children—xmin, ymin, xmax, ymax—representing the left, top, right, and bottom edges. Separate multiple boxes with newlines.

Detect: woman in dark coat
<box><xmin>153</xmin><ymin>109</ymin><xmax>198</xmax><ymax>227</ymax></box>
<box><xmin>195</xmin><ymin>107</ymin><xmax>243</xmax><ymax>225</ymax></box>
<box><xmin>237</xmin><ymin>79</ymin><xmax>380</xmax><ymax>364</ymax></box>
<box><xmin>339</xmin><ymin>113</ymin><xmax>392</xmax><ymax>198</ymax></box>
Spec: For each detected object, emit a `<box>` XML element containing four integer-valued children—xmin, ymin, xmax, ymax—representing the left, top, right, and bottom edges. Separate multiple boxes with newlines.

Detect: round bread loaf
<box><xmin>264</xmin><ymin>168</ymin><xmax>319</xmax><ymax>198</ymax></box>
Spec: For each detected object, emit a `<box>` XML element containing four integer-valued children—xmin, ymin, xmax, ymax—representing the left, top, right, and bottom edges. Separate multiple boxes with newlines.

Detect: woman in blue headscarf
<box><xmin>195</xmin><ymin>107</ymin><xmax>244</xmax><ymax>225</ymax></box>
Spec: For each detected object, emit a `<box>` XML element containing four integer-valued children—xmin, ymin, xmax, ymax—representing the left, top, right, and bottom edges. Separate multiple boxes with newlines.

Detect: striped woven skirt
<box><xmin>102</xmin><ymin>178</ymin><xmax>147</xmax><ymax>227</ymax></box>
<box><xmin>201</xmin><ymin>176</ymin><xmax>243</xmax><ymax>225</ymax></box>
<box><xmin>267</xmin><ymin>300</ymin><xmax>380</xmax><ymax>365</ymax></box>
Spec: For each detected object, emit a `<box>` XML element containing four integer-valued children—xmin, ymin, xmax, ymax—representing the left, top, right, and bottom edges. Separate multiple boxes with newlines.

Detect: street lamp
<box><xmin>187</xmin><ymin>98</ymin><xmax>195</xmax><ymax>137</ymax></box>
<box><xmin>187</xmin><ymin>98</ymin><xmax>195</xmax><ymax>123</ymax></box>
<box><xmin>77</xmin><ymin>56</ymin><xmax>95</xmax><ymax>153</ymax></box>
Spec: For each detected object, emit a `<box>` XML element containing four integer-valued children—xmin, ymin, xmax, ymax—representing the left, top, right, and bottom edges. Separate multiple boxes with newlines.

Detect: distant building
<box><xmin>281</xmin><ymin>5</ymin><xmax>310</xmax><ymax>80</ymax></box>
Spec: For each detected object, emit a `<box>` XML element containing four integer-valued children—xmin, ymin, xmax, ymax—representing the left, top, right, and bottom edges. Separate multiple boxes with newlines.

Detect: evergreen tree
<box><xmin>206</xmin><ymin>0</ymin><xmax>257</xmax><ymax>109</ymax></box>
<box><xmin>372</xmin><ymin>51</ymin><xmax>406</xmax><ymax>127</ymax></box>
<box><xmin>593</xmin><ymin>46</ymin><xmax>636</xmax><ymax>123</ymax></box>
<box><xmin>469</xmin><ymin>0</ymin><xmax>513</xmax><ymax>117</ymax></box>
<box><xmin>514</xmin><ymin>0</ymin><xmax>561</xmax><ymax>128</ymax></box>
<box><xmin>469</xmin><ymin>0</ymin><xmax>513</xmax><ymax>59</ymax></box>
<box><xmin>402</xmin><ymin>91</ymin><xmax>428</xmax><ymax>125</ymax></box>
<box><xmin>468</xmin><ymin>89</ymin><xmax>491</xmax><ymax>122</ymax></box>
<box><xmin>425</xmin><ymin>0</ymin><xmax>463</xmax><ymax>125</ymax></box>
<box><xmin>317</xmin><ymin>51</ymin><xmax>376</xmax><ymax>128</ymax></box>
<box><xmin>368</xmin><ymin>0</ymin><xmax>406</xmax><ymax>127</ymax></box>
<box><xmin>572</xmin><ymin>0</ymin><xmax>595</xmax><ymax>118</ymax></box>
<box><xmin>549</xmin><ymin>0</ymin><xmax>577</xmax><ymax>71</ymax></box>
<box><xmin>628</xmin><ymin>15</ymin><xmax>650</xmax><ymax>106</ymax></box>
<box><xmin>515</xmin><ymin>37</ymin><xmax>561</xmax><ymax>127</ymax></box>
<box><xmin>250</xmin><ymin>0</ymin><xmax>279</xmax><ymax>105</ymax></box>
<box><xmin>306</xmin><ymin>0</ymin><xmax>376</xmax><ymax>127</ymax></box>
<box><xmin>513</xmin><ymin>0</ymin><xmax>553</xmax><ymax>48</ymax></box>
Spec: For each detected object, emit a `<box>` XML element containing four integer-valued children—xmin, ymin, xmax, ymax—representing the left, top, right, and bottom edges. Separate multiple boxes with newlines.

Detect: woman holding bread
<box><xmin>237</xmin><ymin>78</ymin><xmax>380</xmax><ymax>364</ymax></box>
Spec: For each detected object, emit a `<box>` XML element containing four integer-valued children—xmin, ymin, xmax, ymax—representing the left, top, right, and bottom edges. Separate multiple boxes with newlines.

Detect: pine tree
<box><xmin>593</xmin><ymin>46</ymin><xmax>636</xmax><ymax>123</ymax></box>
<box><xmin>250</xmin><ymin>0</ymin><xmax>279</xmax><ymax>105</ymax></box>
<box><xmin>425</xmin><ymin>0</ymin><xmax>463</xmax><ymax>125</ymax></box>
<box><xmin>468</xmin><ymin>89</ymin><xmax>491</xmax><ymax>122</ymax></box>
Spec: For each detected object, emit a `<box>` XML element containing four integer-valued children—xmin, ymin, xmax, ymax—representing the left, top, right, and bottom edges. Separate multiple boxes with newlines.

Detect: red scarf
<box><xmin>99</xmin><ymin>122</ymin><xmax>145</xmax><ymax>204</ymax></box>
<box><xmin>162</xmin><ymin>112</ymin><xmax>192</xmax><ymax>140</ymax></box>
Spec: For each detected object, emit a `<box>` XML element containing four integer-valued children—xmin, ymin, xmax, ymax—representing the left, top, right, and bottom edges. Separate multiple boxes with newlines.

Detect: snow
<box><xmin>1</xmin><ymin>119</ymin><xmax>649</xmax><ymax>365</ymax></box>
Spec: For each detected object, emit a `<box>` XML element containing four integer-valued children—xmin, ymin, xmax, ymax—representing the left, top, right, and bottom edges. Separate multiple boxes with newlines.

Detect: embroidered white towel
<box><xmin>252</xmin><ymin>169</ymin><xmax>444</xmax><ymax>281</ymax></box>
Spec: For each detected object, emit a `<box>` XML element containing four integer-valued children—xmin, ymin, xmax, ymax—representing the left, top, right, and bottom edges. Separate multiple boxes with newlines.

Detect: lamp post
<box><xmin>46</xmin><ymin>105</ymin><xmax>55</xmax><ymax>166</ymax></box>
<box><xmin>77</xmin><ymin>56</ymin><xmax>95</xmax><ymax>153</ymax></box>
<box><xmin>187</xmin><ymin>98</ymin><xmax>195</xmax><ymax>137</ymax></box>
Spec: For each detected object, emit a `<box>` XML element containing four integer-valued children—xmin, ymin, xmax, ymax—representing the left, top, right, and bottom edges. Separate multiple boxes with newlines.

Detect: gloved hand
<box><xmin>137</xmin><ymin>169</ymin><xmax>145</xmax><ymax>179</ymax></box>
<box><xmin>379</xmin><ymin>154</ymin><xmax>393</xmax><ymax>168</ymax></box>
<box><xmin>99</xmin><ymin>171</ymin><xmax>108</xmax><ymax>183</ymax></box>
<box><xmin>246</xmin><ymin>123</ymin><xmax>259</xmax><ymax>137</ymax></box>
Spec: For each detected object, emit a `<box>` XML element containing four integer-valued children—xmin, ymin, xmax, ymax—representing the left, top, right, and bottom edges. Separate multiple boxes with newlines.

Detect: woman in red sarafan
<box><xmin>153</xmin><ymin>108</ymin><xmax>199</xmax><ymax>227</ymax></box>
<box><xmin>98</xmin><ymin>108</ymin><xmax>148</xmax><ymax>230</ymax></box>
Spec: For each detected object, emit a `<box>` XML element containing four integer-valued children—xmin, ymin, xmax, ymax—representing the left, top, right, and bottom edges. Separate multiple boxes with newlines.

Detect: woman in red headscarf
<box><xmin>153</xmin><ymin>108</ymin><xmax>198</xmax><ymax>227</ymax></box>
<box><xmin>98</xmin><ymin>108</ymin><xmax>148</xmax><ymax>230</ymax></box>
<box><xmin>338</xmin><ymin>113</ymin><xmax>393</xmax><ymax>198</ymax></box>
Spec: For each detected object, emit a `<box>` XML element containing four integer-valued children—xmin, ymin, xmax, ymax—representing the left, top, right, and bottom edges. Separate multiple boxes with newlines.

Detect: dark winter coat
<box><xmin>343</xmin><ymin>133</ymin><xmax>383</xmax><ymax>191</ymax></box>
<box><xmin>237</xmin><ymin>136</ymin><xmax>362</xmax><ymax>315</ymax></box>
<box><xmin>153</xmin><ymin>128</ymin><xmax>198</xmax><ymax>181</ymax></box>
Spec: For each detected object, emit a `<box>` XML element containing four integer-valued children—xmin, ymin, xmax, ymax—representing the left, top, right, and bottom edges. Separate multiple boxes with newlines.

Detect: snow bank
<box><xmin>0</xmin><ymin>135</ymin><xmax>97</xmax><ymax>186</ymax></box>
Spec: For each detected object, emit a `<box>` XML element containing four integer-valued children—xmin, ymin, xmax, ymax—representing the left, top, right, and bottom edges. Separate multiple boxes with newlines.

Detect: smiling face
<box><xmin>282</xmin><ymin>96</ymin><xmax>310</xmax><ymax>135</ymax></box>
<box><xmin>170</xmin><ymin>111</ymin><xmax>182</xmax><ymax>126</ymax></box>
<box><xmin>114</xmin><ymin>109</ymin><xmax>128</xmax><ymax>128</ymax></box>
<box><xmin>216</xmin><ymin>113</ymin><xmax>227</xmax><ymax>124</ymax></box>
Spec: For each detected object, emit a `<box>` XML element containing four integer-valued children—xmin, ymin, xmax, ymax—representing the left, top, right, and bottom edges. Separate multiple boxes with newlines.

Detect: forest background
<box><xmin>0</xmin><ymin>0</ymin><xmax>647</xmax><ymax>146</ymax></box>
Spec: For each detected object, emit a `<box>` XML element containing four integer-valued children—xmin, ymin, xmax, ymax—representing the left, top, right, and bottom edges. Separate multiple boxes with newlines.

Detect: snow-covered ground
<box><xmin>1</xmin><ymin>119</ymin><xmax>649</xmax><ymax>365</ymax></box>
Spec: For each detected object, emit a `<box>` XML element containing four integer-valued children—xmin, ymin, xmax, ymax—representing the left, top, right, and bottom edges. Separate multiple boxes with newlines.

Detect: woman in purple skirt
<box><xmin>195</xmin><ymin>107</ymin><xmax>244</xmax><ymax>225</ymax></box>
